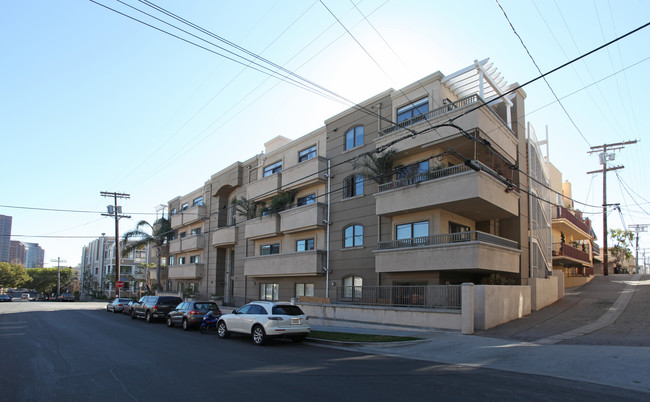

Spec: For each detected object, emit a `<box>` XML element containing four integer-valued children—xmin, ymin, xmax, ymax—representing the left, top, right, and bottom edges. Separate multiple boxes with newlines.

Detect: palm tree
<box><xmin>352</xmin><ymin>149</ymin><xmax>396</xmax><ymax>184</ymax></box>
<box><xmin>122</xmin><ymin>218</ymin><xmax>172</xmax><ymax>293</ymax></box>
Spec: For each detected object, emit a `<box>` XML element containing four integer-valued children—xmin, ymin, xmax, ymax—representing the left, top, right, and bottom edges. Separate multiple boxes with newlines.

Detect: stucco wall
<box><xmin>530</xmin><ymin>276</ymin><xmax>559</xmax><ymax>311</ymax></box>
<box><xmin>474</xmin><ymin>285</ymin><xmax>531</xmax><ymax>330</ymax></box>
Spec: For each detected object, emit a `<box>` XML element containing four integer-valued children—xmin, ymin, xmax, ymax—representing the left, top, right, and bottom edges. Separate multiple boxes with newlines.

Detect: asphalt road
<box><xmin>1</xmin><ymin>301</ymin><xmax>647</xmax><ymax>401</ymax></box>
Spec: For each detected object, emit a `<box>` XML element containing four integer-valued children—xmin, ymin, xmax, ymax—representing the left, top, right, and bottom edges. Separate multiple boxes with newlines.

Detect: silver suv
<box><xmin>217</xmin><ymin>301</ymin><xmax>310</xmax><ymax>345</ymax></box>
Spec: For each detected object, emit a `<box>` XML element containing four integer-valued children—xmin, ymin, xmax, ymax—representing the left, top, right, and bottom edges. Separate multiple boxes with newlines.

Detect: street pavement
<box><xmin>310</xmin><ymin>274</ymin><xmax>650</xmax><ymax>394</ymax></box>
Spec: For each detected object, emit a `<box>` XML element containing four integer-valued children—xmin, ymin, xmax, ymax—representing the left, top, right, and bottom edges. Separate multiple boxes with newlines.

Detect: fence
<box><xmin>334</xmin><ymin>285</ymin><xmax>461</xmax><ymax>309</ymax></box>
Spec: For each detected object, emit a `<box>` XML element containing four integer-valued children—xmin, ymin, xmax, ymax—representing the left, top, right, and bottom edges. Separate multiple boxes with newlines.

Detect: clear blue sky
<box><xmin>2</xmin><ymin>0</ymin><xmax>649</xmax><ymax>267</ymax></box>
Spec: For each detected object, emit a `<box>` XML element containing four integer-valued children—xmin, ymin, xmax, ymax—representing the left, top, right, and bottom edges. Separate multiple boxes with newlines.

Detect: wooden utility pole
<box><xmin>587</xmin><ymin>140</ymin><xmax>637</xmax><ymax>276</ymax></box>
<box><xmin>629</xmin><ymin>224</ymin><xmax>648</xmax><ymax>274</ymax></box>
<box><xmin>101</xmin><ymin>192</ymin><xmax>130</xmax><ymax>297</ymax></box>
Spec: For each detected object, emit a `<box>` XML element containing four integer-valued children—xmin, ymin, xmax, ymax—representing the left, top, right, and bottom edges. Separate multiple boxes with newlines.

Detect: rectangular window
<box><xmin>397</xmin><ymin>98</ymin><xmax>429</xmax><ymax>123</ymax></box>
<box><xmin>179</xmin><ymin>232</ymin><xmax>187</xmax><ymax>238</ymax></box>
<box><xmin>297</xmin><ymin>194</ymin><xmax>316</xmax><ymax>206</ymax></box>
<box><xmin>261</xmin><ymin>243</ymin><xmax>280</xmax><ymax>255</ymax></box>
<box><xmin>298</xmin><ymin>145</ymin><xmax>317</xmax><ymax>162</ymax></box>
<box><xmin>260</xmin><ymin>283</ymin><xmax>279</xmax><ymax>301</ymax></box>
<box><xmin>191</xmin><ymin>227</ymin><xmax>201</xmax><ymax>235</ymax></box>
<box><xmin>449</xmin><ymin>222</ymin><xmax>470</xmax><ymax>233</ymax></box>
<box><xmin>178</xmin><ymin>256</ymin><xmax>186</xmax><ymax>264</ymax></box>
<box><xmin>295</xmin><ymin>283</ymin><xmax>314</xmax><ymax>297</ymax></box>
<box><xmin>190</xmin><ymin>255</ymin><xmax>200</xmax><ymax>263</ymax></box>
<box><xmin>396</xmin><ymin>221</ymin><xmax>429</xmax><ymax>240</ymax></box>
<box><xmin>263</xmin><ymin>160</ymin><xmax>282</xmax><ymax>177</ymax></box>
<box><xmin>181</xmin><ymin>203</ymin><xmax>189</xmax><ymax>211</ymax></box>
<box><xmin>171</xmin><ymin>208</ymin><xmax>177</xmax><ymax>215</ymax></box>
<box><xmin>121</xmin><ymin>266</ymin><xmax>132</xmax><ymax>275</ymax></box>
<box><xmin>192</xmin><ymin>196</ymin><xmax>203</xmax><ymax>206</ymax></box>
<box><xmin>169</xmin><ymin>256</ymin><xmax>175</xmax><ymax>265</ymax></box>
<box><xmin>296</xmin><ymin>238</ymin><xmax>315</xmax><ymax>252</ymax></box>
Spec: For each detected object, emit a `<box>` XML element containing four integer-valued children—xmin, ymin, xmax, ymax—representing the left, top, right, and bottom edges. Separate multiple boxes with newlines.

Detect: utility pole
<box><xmin>50</xmin><ymin>257</ymin><xmax>67</xmax><ymax>296</ymax></box>
<box><xmin>587</xmin><ymin>140</ymin><xmax>637</xmax><ymax>276</ymax></box>
<box><xmin>101</xmin><ymin>192</ymin><xmax>131</xmax><ymax>298</ymax></box>
<box><xmin>629</xmin><ymin>224</ymin><xmax>648</xmax><ymax>274</ymax></box>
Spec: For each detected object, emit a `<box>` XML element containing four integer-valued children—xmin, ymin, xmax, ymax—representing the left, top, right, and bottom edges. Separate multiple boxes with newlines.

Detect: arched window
<box><xmin>343</xmin><ymin>175</ymin><xmax>363</xmax><ymax>198</ymax></box>
<box><xmin>343</xmin><ymin>275</ymin><xmax>363</xmax><ymax>299</ymax></box>
<box><xmin>344</xmin><ymin>225</ymin><xmax>363</xmax><ymax>248</ymax></box>
<box><xmin>344</xmin><ymin>126</ymin><xmax>364</xmax><ymax>150</ymax></box>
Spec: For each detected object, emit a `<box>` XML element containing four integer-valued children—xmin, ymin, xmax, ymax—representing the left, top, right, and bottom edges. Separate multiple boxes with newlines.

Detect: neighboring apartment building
<box><xmin>0</xmin><ymin>214</ymin><xmax>12</xmax><ymax>263</ymax></box>
<box><xmin>548</xmin><ymin>163</ymin><xmax>597</xmax><ymax>286</ymax></box>
<box><xmin>80</xmin><ymin>236</ymin><xmax>155</xmax><ymax>297</ymax></box>
<box><xmin>24</xmin><ymin>242</ymin><xmax>45</xmax><ymax>268</ymax></box>
<box><xmin>165</xmin><ymin>59</ymin><xmax>550</xmax><ymax>304</ymax></box>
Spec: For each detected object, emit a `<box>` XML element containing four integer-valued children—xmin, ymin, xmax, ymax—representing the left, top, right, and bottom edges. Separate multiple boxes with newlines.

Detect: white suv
<box><xmin>217</xmin><ymin>301</ymin><xmax>310</xmax><ymax>345</ymax></box>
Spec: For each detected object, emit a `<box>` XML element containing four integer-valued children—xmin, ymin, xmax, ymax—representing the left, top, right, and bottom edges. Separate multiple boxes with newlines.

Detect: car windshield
<box><xmin>271</xmin><ymin>305</ymin><xmax>304</xmax><ymax>316</ymax></box>
<box><xmin>194</xmin><ymin>303</ymin><xmax>217</xmax><ymax>311</ymax></box>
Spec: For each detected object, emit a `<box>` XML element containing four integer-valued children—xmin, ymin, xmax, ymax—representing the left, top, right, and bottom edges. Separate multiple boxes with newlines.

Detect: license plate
<box><xmin>291</xmin><ymin>318</ymin><xmax>301</xmax><ymax>325</ymax></box>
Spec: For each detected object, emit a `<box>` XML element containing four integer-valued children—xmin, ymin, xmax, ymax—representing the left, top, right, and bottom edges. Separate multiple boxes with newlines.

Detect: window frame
<box><xmin>343</xmin><ymin>175</ymin><xmax>364</xmax><ymax>199</ymax></box>
<box><xmin>260</xmin><ymin>243</ymin><xmax>280</xmax><ymax>255</ymax></box>
<box><xmin>344</xmin><ymin>126</ymin><xmax>364</xmax><ymax>150</ymax></box>
<box><xmin>396</xmin><ymin>98</ymin><xmax>429</xmax><ymax>123</ymax></box>
<box><xmin>396</xmin><ymin>221</ymin><xmax>429</xmax><ymax>240</ymax></box>
<box><xmin>263</xmin><ymin>160</ymin><xmax>283</xmax><ymax>177</ymax></box>
<box><xmin>260</xmin><ymin>283</ymin><xmax>279</xmax><ymax>301</ymax></box>
<box><xmin>343</xmin><ymin>225</ymin><xmax>363</xmax><ymax>248</ymax></box>
<box><xmin>297</xmin><ymin>194</ymin><xmax>316</xmax><ymax>206</ymax></box>
<box><xmin>298</xmin><ymin>145</ymin><xmax>317</xmax><ymax>163</ymax></box>
<box><xmin>190</xmin><ymin>255</ymin><xmax>200</xmax><ymax>264</ymax></box>
<box><xmin>181</xmin><ymin>203</ymin><xmax>189</xmax><ymax>211</ymax></box>
<box><xmin>190</xmin><ymin>227</ymin><xmax>201</xmax><ymax>235</ymax></box>
<box><xmin>296</xmin><ymin>238</ymin><xmax>315</xmax><ymax>252</ymax></box>
<box><xmin>192</xmin><ymin>196</ymin><xmax>204</xmax><ymax>207</ymax></box>
<box><xmin>295</xmin><ymin>283</ymin><xmax>314</xmax><ymax>297</ymax></box>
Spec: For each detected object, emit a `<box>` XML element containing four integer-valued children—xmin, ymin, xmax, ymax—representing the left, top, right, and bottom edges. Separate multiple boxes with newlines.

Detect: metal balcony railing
<box><xmin>335</xmin><ymin>285</ymin><xmax>461</xmax><ymax>309</ymax></box>
<box><xmin>552</xmin><ymin>206</ymin><xmax>591</xmax><ymax>235</ymax></box>
<box><xmin>552</xmin><ymin>243</ymin><xmax>590</xmax><ymax>264</ymax></box>
<box><xmin>377</xmin><ymin>230</ymin><xmax>518</xmax><ymax>250</ymax></box>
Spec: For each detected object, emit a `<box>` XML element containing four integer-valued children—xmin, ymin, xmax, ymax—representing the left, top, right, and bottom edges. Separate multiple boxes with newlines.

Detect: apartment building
<box><xmin>0</xmin><ymin>214</ymin><xmax>11</xmax><ymax>263</ymax></box>
<box><xmin>548</xmin><ymin>163</ymin><xmax>597</xmax><ymax>286</ymax></box>
<box><xmin>165</xmin><ymin>59</ymin><xmax>550</xmax><ymax>304</ymax></box>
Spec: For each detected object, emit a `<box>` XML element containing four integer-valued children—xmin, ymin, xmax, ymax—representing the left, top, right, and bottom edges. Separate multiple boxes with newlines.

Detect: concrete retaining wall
<box><xmin>530</xmin><ymin>276</ymin><xmax>558</xmax><ymax>311</ymax></box>
<box><xmin>474</xmin><ymin>285</ymin><xmax>531</xmax><ymax>330</ymax></box>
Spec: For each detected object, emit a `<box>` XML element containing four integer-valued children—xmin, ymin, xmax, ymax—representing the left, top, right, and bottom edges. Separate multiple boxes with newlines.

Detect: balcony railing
<box><xmin>552</xmin><ymin>243</ymin><xmax>590</xmax><ymax>264</ymax></box>
<box><xmin>377</xmin><ymin>230</ymin><xmax>518</xmax><ymax>251</ymax></box>
<box><xmin>377</xmin><ymin>163</ymin><xmax>472</xmax><ymax>193</ymax></box>
<box><xmin>552</xmin><ymin>206</ymin><xmax>591</xmax><ymax>235</ymax></box>
<box><xmin>334</xmin><ymin>285</ymin><xmax>461</xmax><ymax>309</ymax></box>
<box><xmin>379</xmin><ymin>94</ymin><xmax>479</xmax><ymax>137</ymax></box>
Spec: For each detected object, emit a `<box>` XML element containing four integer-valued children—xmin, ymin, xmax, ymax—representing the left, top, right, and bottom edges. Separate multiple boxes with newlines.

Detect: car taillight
<box><xmin>118</xmin><ymin>304</ymin><xmax>123</xmax><ymax>307</ymax></box>
<box><xmin>189</xmin><ymin>310</ymin><xmax>199</xmax><ymax>316</ymax></box>
<box><xmin>152</xmin><ymin>305</ymin><xmax>158</xmax><ymax>310</ymax></box>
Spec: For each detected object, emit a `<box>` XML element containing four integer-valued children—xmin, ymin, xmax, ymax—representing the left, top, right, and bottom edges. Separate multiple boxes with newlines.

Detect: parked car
<box><xmin>216</xmin><ymin>301</ymin><xmax>310</xmax><ymax>345</ymax></box>
<box><xmin>122</xmin><ymin>300</ymin><xmax>138</xmax><ymax>316</ymax></box>
<box><xmin>106</xmin><ymin>298</ymin><xmax>132</xmax><ymax>313</ymax></box>
<box><xmin>0</xmin><ymin>294</ymin><xmax>12</xmax><ymax>302</ymax></box>
<box><xmin>58</xmin><ymin>292</ymin><xmax>75</xmax><ymax>302</ymax></box>
<box><xmin>167</xmin><ymin>301</ymin><xmax>221</xmax><ymax>331</ymax></box>
<box><xmin>131</xmin><ymin>296</ymin><xmax>183</xmax><ymax>323</ymax></box>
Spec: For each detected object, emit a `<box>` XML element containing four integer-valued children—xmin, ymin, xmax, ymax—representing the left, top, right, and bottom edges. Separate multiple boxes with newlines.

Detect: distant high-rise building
<box><xmin>0</xmin><ymin>215</ymin><xmax>12</xmax><ymax>263</ymax></box>
<box><xmin>9</xmin><ymin>241</ymin><xmax>26</xmax><ymax>265</ymax></box>
<box><xmin>24</xmin><ymin>242</ymin><xmax>45</xmax><ymax>268</ymax></box>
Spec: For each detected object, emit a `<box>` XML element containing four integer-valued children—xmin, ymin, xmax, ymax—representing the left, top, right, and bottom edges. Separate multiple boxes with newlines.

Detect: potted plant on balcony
<box><xmin>231</xmin><ymin>197</ymin><xmax>266</xmax><ymax>219</ymax></box>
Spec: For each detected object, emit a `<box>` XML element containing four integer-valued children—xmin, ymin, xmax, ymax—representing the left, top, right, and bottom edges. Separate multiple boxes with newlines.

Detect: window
<box><xmin>121</xmin><ymin>266</ymin><xmax>132</xmax><ymax>275</ymax></box>
<box><xmin>181</xmin><ymin>203</ymin><xmax>189</xmax><ymax>211</ymax></box>
<box><xmin>344</xmin><ymin>225</ymin><xmax>363</xmax><ymax>248</ymax></box>
<box><xmin>169</xmin><ymin>256</ymin><xmax>175</xmax><ymax>265</ymax></box>
<box><xmin>179</xmin><ymin>231</ymin><xmax>187</xmax><ymax>238</ymax></box>
<box><xmin>170</xmin><ymin>232</ymin><xmax>176</xmax><ymax>241</ymax></box>
<box><xmin>190</xmin><ymin>255</ymin><xmax>200</xmax><ymax>264</ymax></box>
<box><xmin>343</xmin><ymin>175</ymin><xmax>363</xmax><ymax>198</ymax></box>
<box><xmin>295</xmin><ymin>283</ymin><xmax>314</xmax><ymax>297</ymax></box>
<box><xmin>397</xmin><ymin>98</ymin><xmax>429</xmax><ymax>123</ymax></box>
<box><xmin>261</xmin><ymin>243</ymin><xmax>280</xmax><ymax>255</ymax></box>
<box><xmin>397</xmin><ymin>160</ymin><xmax>429</xmax><ymax>183</ymax></box>
<box><xmin>297</xmin><ymin>194</ymin><xmax>316</xmax><ymax>206</ymax></box>
<box><xmin>260</xmin><ymin>283</ymin><xmax>279</xmax><ymax>301</ymax></box>
<box><xmin>191</xmin><ymin>227</ymin><xmax>201</xmax><ymax>235</ymax></box>
<box><xmin>171</xmin><ymin>208</ymin><xmax>177</xmax><ymax>215</ymax></box>
<box><xmin>192</xmin><ymin>196</ymin><xmax>203</xmax><ymax>206</ymax></box>
<box><xmin>449</xmin><ymin>222</ymin><xmax>470</xmax><ymax>233</ymax></box>
<box><xmin>178</xmin><ymin>256</ymin><xmax>186</xmax><ymax>264</ymax></box>
<box><xmin>343</xmin><ymin>275</ymin><xmax>362</xmax><ymax>299</ymax></box>
<box><xmin>396</xmin><ymin>221</ymin><xmax>429</xmax><ymax>240</ymax></box>
<box><xmin>299</xmin><ymin>145</ymin><xmax>317</xmax><ymax>162</ymax></box>
<box><xmin>263</xmin><ymin>160</ymin><xmax>282</xmax><ymax>177</ymax></box>
<box><xmin>344</xmin><ymin>126</ymin><xmax>364</xmax><ymax>150</ymax></box>
<box><xmin>296</xmin><ymin>238</ymin><xmax>315</xmax><ymax>252</ymax></box>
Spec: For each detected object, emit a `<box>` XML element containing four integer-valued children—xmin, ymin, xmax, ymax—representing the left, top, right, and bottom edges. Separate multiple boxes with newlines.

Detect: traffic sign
<box><xmin>116</xmin><ymin>281</ymin><xmax>124</xmax><ymax>289</ymax></box>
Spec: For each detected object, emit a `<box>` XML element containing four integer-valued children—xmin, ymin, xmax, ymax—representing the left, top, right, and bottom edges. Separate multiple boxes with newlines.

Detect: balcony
<box><xmin>244</xmin><ymin>215</ymin><xmax>280</xmax><ymax>240</ymax></box>
<box><xmin>374</xmin><ymin>163</ymin><xmax>518</xmax><ymax>220</ymax></box>
<box><xmin>170</xmin><ymin>205</ymin><xmax>206</xmax><ymax>228</ymax></box>
<box><xmin>280</xmin><ymin>203</ymin><xmax>327</xmax><ymax>233</ymax></box>
<box><xmin>552</xmin><ymin>243</ymin><xmax>591</xmax><ymax>266</ymax></box>
<box><xmin>247</xmin><ymin>173</ymin><xmax>281</xmax><ymax>201</ymax></box>
<box><xmin>375</xmin><ymin>94</ymin><xmax>518</xmax><ymax>162</ymax></box>
<box><xmin>211</xmin><ymin>226</ymin><xmax>237</xmax><ymax>247</ymax></box>
<box><xmin>552</xmin><ymin>206</ymin><xmax>591</xmax><ymax>239</ymax></box>
<box><xmin>169</xmin><ymin>235</ymin><xmax>204</xmax><ymax>254</ymax></box>
<box><xmin>244</xmin><ymin>250</ymin><xmax>326</xmax><ymax>277</ymax></box>
<box><xmin>375</xmin><ymin>231</ymin><xmax>520</xmax><ymax>274</ymax></box>
<box><xmin>281</xmin><ymin>156</ymin><xmax>327</xmax><ymax>190</ymax></box>
<box><xmin>168</xmin><ymin>263</ymin><xmax>204</xmax><ymax>280</ymax></box>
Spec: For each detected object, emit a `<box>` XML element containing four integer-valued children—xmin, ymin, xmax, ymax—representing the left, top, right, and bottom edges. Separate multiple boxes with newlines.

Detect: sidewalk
<box><xmin>309</xmin><ymin>274</ymin><xmax>650</xmax><ymax>393</ymax></box>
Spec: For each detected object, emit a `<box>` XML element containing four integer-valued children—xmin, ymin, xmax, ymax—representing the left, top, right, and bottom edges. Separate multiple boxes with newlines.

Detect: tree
<box><xmin>26</xmin><ymin>267</ymin><xmax>72</xmax><ymax>295</ymax></box>
<box><xmin>352</xmin><ymin>149</ymin><xmax>396</xmax><ymax>184</ymax></box>
<box><xmin>122</xmin><ymin>218</ymin><xmax>172</xmax><ymax>293</ymax></box>
<box><xmin>0</xmin><ymin>262</ymin><xmax>30</xmax><ymax>288</ymax></box>
<box><xmin>231</xmin><ymin>197</ymin><xmax>265</xmax><ymax>219</ymax></box>
<box><xmin>609</xmin><ymin>228</ymin><xmax>634</xmax><ymax>265</ymax></box>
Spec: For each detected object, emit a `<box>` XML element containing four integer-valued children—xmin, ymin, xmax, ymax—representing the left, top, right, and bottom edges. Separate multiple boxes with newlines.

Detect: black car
<box><xmin>167</xmin><ymin>301</ymin><xmax>221</xmax><ymax>331</ymax></box>
<box><xmin>131</xmin><ymin>296</ymin><xmax>183</xmax><ymax>323</ymax></box>
<box><xmin>0</xmin><ymin>294</ymin><xmax>12</xmax><ymax>302</ymax></box>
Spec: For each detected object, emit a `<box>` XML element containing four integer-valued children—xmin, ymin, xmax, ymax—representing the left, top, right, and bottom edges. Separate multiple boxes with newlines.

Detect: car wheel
<box><xmin>182</xmin><ymin>318</ymin><xmax>190</xmax><ymax>331</ymax></box>
<box><xmin>217</xmin><ymin>321</ymin><xmax>230</xmax><ymax>338</ymax></box>
<box><xmin>106</xmin><ymin>306</ymin><xmax>110</xmax><ymax>312</ymax></box>
<box><xmin>145</xmin><ymin>311</ymin><xmax>152</xmax><ymax>323</ymax></box>
<box><xmin>290</xmin><ymin>335</ymin><xmax>306</xmax><ymax>343</ymax></box>
<box><xmin>252</xmin><ymin>325</ymin><xmax>266</xmax><ymax>345</ymax></box>
<box><xmin>167</xmin><ymin>316</ymin><xmax>174</xmax><ymax>327</ymax></box>
<box><xmin>131</xmin><ymin>310</ymin><xmax>136</xmax><ymax>319</ymax></box>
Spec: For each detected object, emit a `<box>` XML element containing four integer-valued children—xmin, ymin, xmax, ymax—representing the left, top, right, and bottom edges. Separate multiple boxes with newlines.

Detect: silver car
<box><xmin>217</xmin><ymin>301</ymin><xmax>310</xmax><ymax>345</ymax></box>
